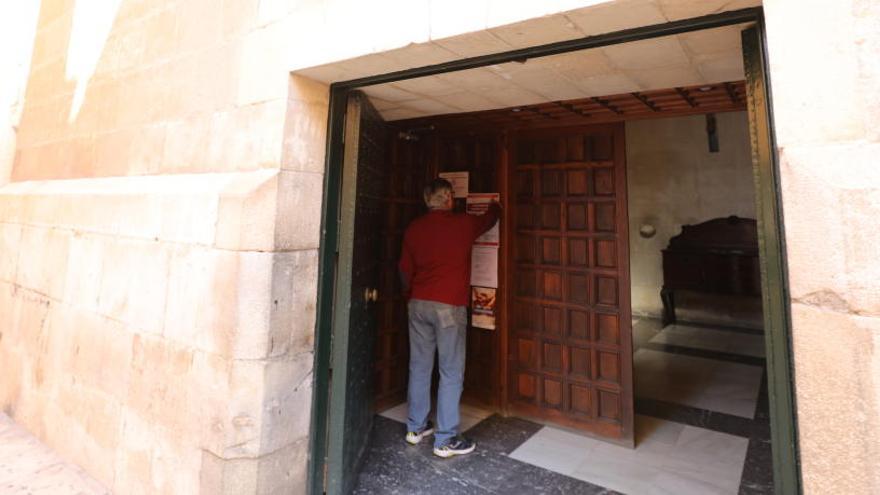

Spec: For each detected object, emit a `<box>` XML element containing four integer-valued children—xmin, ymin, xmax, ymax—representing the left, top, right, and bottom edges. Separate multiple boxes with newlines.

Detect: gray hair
<box><xmin>423</xmin><ymin>178</ymin><xmax>453</xmax><ymax>209</ymax></box>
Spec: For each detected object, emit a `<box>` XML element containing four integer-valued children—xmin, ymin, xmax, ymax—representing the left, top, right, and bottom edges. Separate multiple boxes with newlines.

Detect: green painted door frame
<box><xmin>307</xmin><ymin>8</ymin><xmax>801</xmax><ymax>494</ymax></box>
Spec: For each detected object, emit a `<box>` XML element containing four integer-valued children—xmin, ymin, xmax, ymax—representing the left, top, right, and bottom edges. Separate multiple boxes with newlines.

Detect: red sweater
<box><xmin>399</xmin><ymin>206</ymin><xmax>500</xmax><ymax>306</ymax></box>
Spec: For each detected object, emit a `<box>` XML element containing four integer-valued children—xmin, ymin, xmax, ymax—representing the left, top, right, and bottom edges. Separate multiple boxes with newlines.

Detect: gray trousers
<box><xmin>406</xmin><ymin>299</ymin><xmax>467</xmax><ymax>448</ymax></box>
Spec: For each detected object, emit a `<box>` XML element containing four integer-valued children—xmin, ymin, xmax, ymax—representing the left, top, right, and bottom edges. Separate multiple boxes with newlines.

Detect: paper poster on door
<box><xmin>470</xmin><ymin>245</ymin><xmax>498</xmax><ymax>288</ymax></box>
<box><xmin>438</xmin><ymin>171</ymin><xmax>469</xmax><ymax>199</ymax></box>
<box><xmin>466</xmin><ymin>193</ymin><xmax>500</xmax><ymax>246</ymax></box>
<box><xmin>471</xmin><ymin>287</ymin><xmax>496</xmax><ymax>330</ymax></box>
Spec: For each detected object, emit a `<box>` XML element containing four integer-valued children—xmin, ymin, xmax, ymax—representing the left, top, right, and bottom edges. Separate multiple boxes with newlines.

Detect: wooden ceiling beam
<box><xmin>553</xmin><ymin>100</ymin><xmax>591</xmax><ymax>119</ymax></box>
<box><xmin>591</xmin><ymin>96</ymin><xmax>624</xmax><ymax>115</ymax></box>
<box><xmin>631</xmin><ymin>92</ymin><xmax>661</xmax><ymax>112</ymax></box>
<box><xmin>724</xmin><ymin>82</ymin><xmax>741</xmax><ymax>105</ymax></box>
<box><xmin>674</xmin><ymin>87</ymin><xmax>698</xmax><ymax>108</ymax></box>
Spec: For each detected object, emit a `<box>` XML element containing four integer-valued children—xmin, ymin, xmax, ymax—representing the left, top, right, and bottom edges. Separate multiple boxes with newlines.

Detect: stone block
<box><xmin>790</xmin><ymin>303</ymin><xmax>880</xmax><ymax>494</ymax></box>
<box><xmin>432</xmin><ymin>30</ymin><xmax>511</xmax><ymax>58</ymax></box>
<box><xmin>126</xmin><ymin>335</ymin><xmax>195</xmax><ymax>436</ymax></box>
<box><xmin>779</xmin><ymin>144</ymin><xmax>880</xmax><ymax>315</ymax></box>
<box><xmin>489</xmin><ymin>14</ymin><xmax>583</xmax><ymax>49</ymax></box>
<box><xmin>566</xmin><ymin>0</ymin><xmax>667</xmax><ymax>37</ymax></box>
<box><xmin>175</xmin><ymin>0</ymin><xmax>223</xmax><ymax>53</ymax></box>
<box><xmin>16</xmin><ymin>225</ymin><xmax>70</xmax><ymax>300</ymax></box>
<box><xmin>96</xmin><ymin>238</ymin><xmax>170</xmax><ymax>334</ymax></box>
<box><xmin>63</xmin><ymin>234</ymin><xmax>105</xmax><ymax>313</ymax></box>
<box><xmin>268</xmin><ymin>249</ymin><xmax>319</xmax><ymax>358</ymax></box>
<box><xmin>237</xmin><ymin>22</ymin><xmax>289</xmax><ymax>106</ymax></box>
<box><xmin>62</xmin><ymin>307</ymin><xmax>133</xmax><ymax>401</ymax></box>
<box><xmin>161</xmin><ymin>115</ymin><xmax>213</xmax><ymax>174</ymax></box>
<box><xmin>222</xmin><ymin>0</ymin><xmax>259</xmax><ymax>39</ymax></box>
<box><xmin>288</xmin><ymin>74</ymin><xmax>330</xmax><ymax>105</ymax></box>
<box><xmin>207</xmin><ymin>99</ymin><xmax>287</xmax><ymax>171</ymax></box>
<box><xmin>199</xmin><ymin>437</ymin><xmax>309</xmax><ymax>495</ymax></box>
<box><xmin>656</xmin><ymin>0</ymin><xmax>730</xmax><ymax>21</ymax></box>
<box><xmin>163</xmin><ymin>246</ymin><xmax>239</xmax><ymax>356</ymax></box>
<box><xmin>430</xmin><ymin>0</ymin><xmax>490</xmax><ymax>41</ymax></box>
<box><xmin>281</xmin><ymin>98</ymin><xmax>329</xmax><ymax>174</ymax></box>
<box><xmin>113</xmin><ymin>407</ymin><xmax>201</xmax><ymax>495</ymax></box>
<box><xmin>0</xmin><ymin>222</ymin><xmax>22</xmax><ymax>283</ymax></box>
<box><xmin>221</xmin><ymin>359</ymin><xmax>266</xmax><ymax>457</ymax></box>
<box><xmin>232</xmin><ymin>251</ymin><xmax>275</xmax><ymax>359</ymax></box>
<box><xmin>486</xmin><ymin>0</ymin><xmax>590</xmax><ymax>27</ymax></box>
<box><xmin>763</xmin><ymin>0</ymin><xmax>867</xmax><ymax>146</ymax></box>
<box><xmin>215</xmin><ymin>169</ymin><xmax>280</xmax><ymax>252</ymax></box>
<box><xmin>48</xmin><ymin>384</ymin><xmax>123</xmax><ymax>487</ymax></box>
<box><xmin>274</xmin><ymin>170</ymin><xmax>324</xmax><ymax>251</ymax></box>
<box><xmin>258</xmin><ymin>353</ymin><xmax>314</xmax><ymax>454</ymax></box>
<box><xmin>113</xmin><ymin>408</ymin><xmax>158</xmax><ymax>495</ymax></box>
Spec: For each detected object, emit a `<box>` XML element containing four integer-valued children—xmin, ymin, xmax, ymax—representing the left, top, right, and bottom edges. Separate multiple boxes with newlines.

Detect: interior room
<box><xmin>339</xmin><ymin>24</ymin><xmax>774</xmax><ymax>495</ymax></box>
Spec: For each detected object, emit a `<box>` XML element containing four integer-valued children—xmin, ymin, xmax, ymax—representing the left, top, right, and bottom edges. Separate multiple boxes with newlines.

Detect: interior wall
<box><xmin>625</xmin><ymin>111</ymin><xmax>756</xmax><ymax>320</ymax></box>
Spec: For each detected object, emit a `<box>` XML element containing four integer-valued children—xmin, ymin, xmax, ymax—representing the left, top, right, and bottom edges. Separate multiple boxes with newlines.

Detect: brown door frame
<box><xmin>309</xmin><ymin>8</ymin><xmax>800</xmax><ymax>495</ymax></box>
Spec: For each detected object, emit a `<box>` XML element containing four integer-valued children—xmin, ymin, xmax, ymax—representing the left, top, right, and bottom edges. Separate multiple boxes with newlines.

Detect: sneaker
<box><xmin>432</xmin><ymin>436</ymin><xmax>476</xmax><ymax>458</ymax></box>
<box><xmin>405</xmin><ymin>420</ymin><xmax>434</xmax><ymax>445</ymax></box>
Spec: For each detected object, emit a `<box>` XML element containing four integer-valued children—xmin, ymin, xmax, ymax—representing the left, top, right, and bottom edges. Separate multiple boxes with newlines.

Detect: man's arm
<box><xmin>472</xmin><ymin>201</ymin><xmax>501</xmax><ymax>237</ymax></box>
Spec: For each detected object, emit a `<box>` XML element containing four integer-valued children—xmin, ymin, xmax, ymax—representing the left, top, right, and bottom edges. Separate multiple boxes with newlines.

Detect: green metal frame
<box><xmin>308</xmin><ymin>7</ymin><xmax>801</xmax><ymax>494</ymax></box>
<box><xmin>742</xmin><ymin>22</ymin><xmax>801</xmax><ymax>495</ymax></box>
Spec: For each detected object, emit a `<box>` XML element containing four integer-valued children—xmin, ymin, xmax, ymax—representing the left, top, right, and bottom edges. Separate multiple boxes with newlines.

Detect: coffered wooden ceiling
<box><xmin>389</xmin><ymin>80</ymin><xmax>746</xmax><ymax>130</ymax></box>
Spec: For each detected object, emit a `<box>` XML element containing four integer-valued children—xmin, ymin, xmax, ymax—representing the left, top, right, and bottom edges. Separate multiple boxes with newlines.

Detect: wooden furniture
<box><xmin>660</xmin><ymin>216</ymin><xmax>761</xmax><ymax>325</ymax></box>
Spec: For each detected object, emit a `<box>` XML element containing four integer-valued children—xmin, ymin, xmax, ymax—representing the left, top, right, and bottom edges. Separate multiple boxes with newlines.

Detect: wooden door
<box><xmin>373</xmin><ymin>131</ymin><xmax>434</xmax><ymax>411</ymax></box>
<box><xmin>437</xmin><ymin>132</ymin><xmax>501</xmax><ymax>409</ymax></box>
<box><xmin>325</xmin><ymin>92</ymin><xmax>389</xmax><ymax>494</ymax></box>
<box><xmin>507</xmin><ymin>124</ymin><xmax>633</xmax><ymax>444</ymax></box>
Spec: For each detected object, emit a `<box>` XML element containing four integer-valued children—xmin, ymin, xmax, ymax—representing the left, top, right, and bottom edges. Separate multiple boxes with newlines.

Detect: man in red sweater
<box><xmin>398</xmin><ymin>178</ymin><xmax>500</xmax><ymax>458</ymax></box>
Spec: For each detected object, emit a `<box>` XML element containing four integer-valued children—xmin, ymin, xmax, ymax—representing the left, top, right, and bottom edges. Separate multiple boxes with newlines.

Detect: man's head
<box><xmin>423</xmin><ymin>178</ymin><xmax>454</xmax><ymax>210</ymax></box>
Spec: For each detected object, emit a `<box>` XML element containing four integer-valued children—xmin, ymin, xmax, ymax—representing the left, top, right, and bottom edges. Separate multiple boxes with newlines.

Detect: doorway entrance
<box><xmin>310</xmin><ymin>8</ymin><xmax>797</xmax><ymax>495</ymax></box>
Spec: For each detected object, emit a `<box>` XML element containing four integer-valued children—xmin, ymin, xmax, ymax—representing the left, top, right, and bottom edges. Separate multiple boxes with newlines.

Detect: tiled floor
<box><xmin>510</xmin><ymin>416</ymin><xmax>749</xmax><ymax>495</ymax></box>
<box><xmin>0</xmin><ymin>414</ymin><xmax>109</xmax><ymax>495</ymax></box>
<box><xmin>649</xmin><ymin>324</ymin><xmax>766</xmax><ymax>358</ymax></box>
<box><xmin>634</xmin><ymin>348</ymin><xmax>764</xmax><ymax>418</ymax></box>
<box><xmin>354</xmin><ymin>317</ymin><xmax>774</xmax><ymax>494</ymax></box>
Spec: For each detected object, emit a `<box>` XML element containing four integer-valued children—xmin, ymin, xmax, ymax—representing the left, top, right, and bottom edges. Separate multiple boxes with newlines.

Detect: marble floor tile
<box><xmin>635</xmin><ymin>349</ymin><xmax>763</xmax><ymax>418</ymax></box>
<box><xmin>510</xmin><ymin>415</ymin><xmax>748</xmax><ymax>495</ymax></box>
<box><xmin>379</xmin><ymin>402</ymin><xmax>492</xmax><ymax>433</ymax></box>
<box><xmin>649</xmin><ymin>324</ymin><xmax>766</xmax><ymax>358</ymax></box>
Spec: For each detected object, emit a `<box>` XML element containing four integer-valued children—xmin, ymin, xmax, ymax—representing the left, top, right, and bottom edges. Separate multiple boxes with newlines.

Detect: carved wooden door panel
<box><xmin>507</xmin><ymin>124</ymin><xmax>633</xmax><ymax>444</ymax></box>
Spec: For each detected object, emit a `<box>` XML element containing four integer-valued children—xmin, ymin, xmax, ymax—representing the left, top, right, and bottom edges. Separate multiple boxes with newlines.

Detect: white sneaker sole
<box><xmin>432</xmin><ymin>444</ymin><xmax>476</xmax><ymax>458</ymax></box>
<box><xmin>405</xmin><ymin>428</ymin><xmax>434</xmax><ymax>445</ymax></box>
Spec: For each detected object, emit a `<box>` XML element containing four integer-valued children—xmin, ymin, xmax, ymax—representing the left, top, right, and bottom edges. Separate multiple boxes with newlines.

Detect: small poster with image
<box><xmin>471</xmin><ymin>286</ymin><xmax>497</xmax><ymax>330</ymax></box>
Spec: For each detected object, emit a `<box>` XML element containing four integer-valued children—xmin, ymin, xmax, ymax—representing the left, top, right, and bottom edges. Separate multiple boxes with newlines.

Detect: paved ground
<box><xmin>0</xmin><ymin>414</ymin><xmax>109</xmax><ymax>494</ymax></box>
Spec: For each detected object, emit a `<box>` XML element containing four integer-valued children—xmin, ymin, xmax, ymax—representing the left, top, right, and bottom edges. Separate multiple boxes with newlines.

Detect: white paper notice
<box><xmin>438</xmin><ymin>171</ymin><xmax>469</xmax><ymax>199</ymax></box>
<box><xmin>466</xmin><ymin>193</ymin><xmax>500</xmax><ymax>246</ymax></box>
<box><xmin>470</xmin><ymin>245</ymin><xmax>498</xmax><ymax>288</ymax></box>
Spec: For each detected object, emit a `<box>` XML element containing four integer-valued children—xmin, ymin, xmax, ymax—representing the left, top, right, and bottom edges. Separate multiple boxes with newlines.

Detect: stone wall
<box><xmin>3</xmin><ymin>0</ymin><xmax>879</xmax><ymax>493</ymax></box>
<box><xmin>0</xmin><ymin>1</ymin><xmax>325</xmax><ymax>493</ymax></box>
<box><xmin>626</xmin><ymin>111</ymin><xmax>756</xmax><ymax>320</ymax></box>
<box><xmin>763</xmin><ymin>0</ymin><xmax>880</xmax><ymax>493</ymax></box>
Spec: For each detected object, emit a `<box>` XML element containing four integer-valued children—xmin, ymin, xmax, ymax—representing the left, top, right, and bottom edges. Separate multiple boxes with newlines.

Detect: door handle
<box><xmin>364</xmin><ymin>288</ymin><xmax>379</xmax><ymax>303</ymax></box>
